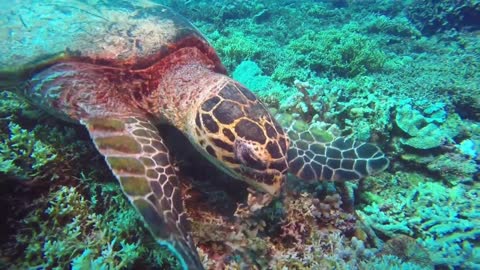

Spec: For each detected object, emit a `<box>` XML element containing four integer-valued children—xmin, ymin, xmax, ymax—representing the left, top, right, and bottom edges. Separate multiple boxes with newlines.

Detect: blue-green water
<box><xmin>0</xmin><ymin>0</ymin><xmax>479</xmax><ymax>269</ymax></box>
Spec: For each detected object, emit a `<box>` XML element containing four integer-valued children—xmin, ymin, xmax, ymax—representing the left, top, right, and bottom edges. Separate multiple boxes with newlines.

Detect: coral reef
<box><xmin>189</xmin><ymin>180</ymin><xmax>429</xmax><ymax>269</ymax></box>
<box><xmin>0</xmin><ymin>122</ymin><xmax>57</xmax><ymax>178</ymax></box>
<box><xmin>281</xmin><ymin>25</ymin><xmax>387</xmax><ymax>79</ymax></box>
<box><xmin>1</xmin><ymin>0</ymin><xmax>479</xmax><ymax>269</ymax></box>
<box><xmin>406</xmin><ymin>0</ymin><xmax>480</xmax><ymax>35</ymax></box>
<box><xmin>232</xmin><ymin>60</ymin><xmax>291</xmax><ymax>107</ymax></box>
<box><xmin>359</xmin><ymin>178</ymin><xmax>480</xmax><ymax>268</ymax></box>
<box><xmin>380</xmin><ymin>235</ymin><xmax>433</xmax><ymax>268</ymax></box>
<box><xmin>394</xmin><ymin>102</ymin><xmax>465</xmax><ymax>150</ymax></box>
<box><xmin>0</xmin><ymin>167</ymin><xmax>180</xmax><ymax>269</ymax></box>
<box><xmin>0</xmin><ymin>92</ymin><xmax>180</xmax><ymax>269</ymax></box>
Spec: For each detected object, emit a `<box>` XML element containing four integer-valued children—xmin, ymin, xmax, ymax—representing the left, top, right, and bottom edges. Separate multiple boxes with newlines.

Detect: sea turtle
<box><xmin>0</xmin><ymin>1</ymin><xmax>389</xmax><ymax>269</ymax></box>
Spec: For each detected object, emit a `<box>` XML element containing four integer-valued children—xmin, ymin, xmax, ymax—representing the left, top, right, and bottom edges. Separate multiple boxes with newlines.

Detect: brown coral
<box><xmin>381</xmin><ymin>235</ymin><xmax>433</xmax><ymax>269</ymax></box>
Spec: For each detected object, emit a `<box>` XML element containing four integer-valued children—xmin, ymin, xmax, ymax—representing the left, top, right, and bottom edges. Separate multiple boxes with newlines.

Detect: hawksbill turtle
<box><xmin>0</xmin><ymin>1</ymin><xmax>389</xmax><ymax>269</ymax></box>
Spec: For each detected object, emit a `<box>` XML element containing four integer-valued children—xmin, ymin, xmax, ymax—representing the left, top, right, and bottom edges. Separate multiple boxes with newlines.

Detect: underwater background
<box><xmin>0</xmin><ymin>0</ymin><xmax>479</xmax><ymax>269</ymax></box>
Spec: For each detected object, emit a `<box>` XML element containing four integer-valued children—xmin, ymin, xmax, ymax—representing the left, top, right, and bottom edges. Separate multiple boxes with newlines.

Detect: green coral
<box><xmin>0</xmin><ymin>92</ymin><xmax>27</xmax><ymax>117</ymax></box>
<box><xmin>2</xmin><ymin>179</ymin><xmax>180</xmax><ymax>269</ymax></box>
<box><xmin>1</xmin><ymin>90</ymin><xmax>42</xmax><ymax>123</ymax></box>
<box><xmin>362</xmin><ymin>15</ymin><xmax>421</xmax><ymax>38</ymax></box>
<box><xmin>0</xmin><ymin>92</ymin><xmax>62</xmax><ymax>178</ymax></box>
<box><xmin>406</xmin><ymin>0</ymin><xmax>480</xmax><ymax>35</ymax></box>
<box><xmin>1</xmin><ymin>1</ymin><xmax>479</xmax><ymax>269</ymax></box>
<box><xmin>278</xmin><ymin>25</ymin><xmax>387</xmax><ymax>80</ymax></box>
<box><xmin>0</xmin><ymin>122</ymin><xmax>57</xmax><ymax>177</ymax></box>
<box><xmin>209</xmin><ymin>31</ymin><xmax>263</xmax><ymax>72</ymax></box>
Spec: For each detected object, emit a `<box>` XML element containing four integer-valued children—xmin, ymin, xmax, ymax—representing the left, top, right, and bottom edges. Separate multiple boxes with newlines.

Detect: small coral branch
<box><xmin>294</xmin><ymin>80</ymin><xmax>318</xmax><ymax>122</ymax></box>
<box><xmin>0</xmin><ymin>122</ymin><xmax>57</xmax><ymax>179</ymax></box>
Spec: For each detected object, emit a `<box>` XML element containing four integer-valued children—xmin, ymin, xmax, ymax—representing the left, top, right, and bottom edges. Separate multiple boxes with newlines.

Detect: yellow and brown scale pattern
<box><xmin>193</xmin><ymin>80</ymin><xmax>289</xmax><ymax>188</ymax></box>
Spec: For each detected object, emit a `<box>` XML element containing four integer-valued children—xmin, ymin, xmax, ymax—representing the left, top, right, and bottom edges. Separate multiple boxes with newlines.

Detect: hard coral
<box><xmin>427</xmin><ymin>152</ymin><xmax>478</xmax><ymax>185</ymax></box>
<box><xmin>381</xmin><ymin>235</ymin><xmax>433</xmax><ymax>269</ymax></box>
<box><xmin>395</xmin><ymin>103</ymin><xmax>463</xmax><ymax>150</ymax></box>
<box><xmin>0</xmin><ymin>180</ymin><xmax>180</xmax><ymax>269</ymax></box>
<box><xmin>212</xmin><ymin>31</ymin><xmax>261</xmax><ymax>71</ymax></box>
<box><xmin>232</xmin><ymin>60</ymin><xmax>291</xmax><ymax>107</ymax></box>
<box><xmin>0</xmin><ymin>122</ymin><xmax>57</xmax><ymax>178</ymax></box>
<box><xmin>359</xmin><ymin>179</ymin><xmax>480</xmax><ymax>268</ymax></box>
<box><xmin>311</xmin><ymin>194</ymin><xmax>356</xmax><ymax>235</ymax></box>
<box><xmin>284</xmin><ymin>25</ymin><xmax>386</xmax><ymax>78</ymax></box>
<box><xmin>406</xmin><ymin>0</ymin><xmax>480</xmax><ymax>35</ymax></box>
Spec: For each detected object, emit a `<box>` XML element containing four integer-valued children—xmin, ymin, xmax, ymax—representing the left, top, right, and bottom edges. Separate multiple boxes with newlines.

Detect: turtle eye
<box><xmin>234</xmin><ymin>141</ymin><xmax>266</xmax><ymax>170</ymax></box>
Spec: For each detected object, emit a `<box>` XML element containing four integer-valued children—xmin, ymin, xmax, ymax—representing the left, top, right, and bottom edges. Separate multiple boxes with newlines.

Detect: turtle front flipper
<box><xmin>278</xmin><ymin>115</ymin><xmax>389</xmax><ymax>181</ymax></box>
<box><xmin>81</xmin><ymin>116</ymin><xmax>204</xmax><ymax>270</ymax></box>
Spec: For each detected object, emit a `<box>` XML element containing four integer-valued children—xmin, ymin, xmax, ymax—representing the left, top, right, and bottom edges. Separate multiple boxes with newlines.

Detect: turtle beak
<box><xmin>239</xmin><ymin>167</ymin><xmax>285</xmax><ymax>196</ymax></box>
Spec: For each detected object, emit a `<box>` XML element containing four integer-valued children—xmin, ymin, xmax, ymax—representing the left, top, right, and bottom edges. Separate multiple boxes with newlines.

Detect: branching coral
<box><xmin>0</xmin><ymin>92</ymin><xmax>30</xmax><ymax>118</ymax></box>
<box><xmin>280</xmin><ymin>25</ymin><xmax>387</xmax><ymax>79</ymax></box>
<box><xmin>359</xmin><ymin>179</ymin><xmax>480</xmax><ymax>268</ymax></box>
<box><xmin>0</xmin><ymin>122</ymin><xmax>57</xmax><ymax>178</ymax></box>
<box><xmin>1</xmin><ymin>1</ymin><xmax>478</xmax><ymax>269</ymax></box>
<box><xmin>211</xmin><ymin>31</ymin><xmax>261</xmax><ymax>71</ymax></box>
<box><xmin>311</xmin><ymin>194</ymin><xmax>357</xmax><ymax>234</ymax></box>
<box><xmin>0</xmin><ymin>178</ymin><xmax>180</xmax><ymax>269</ymax></box>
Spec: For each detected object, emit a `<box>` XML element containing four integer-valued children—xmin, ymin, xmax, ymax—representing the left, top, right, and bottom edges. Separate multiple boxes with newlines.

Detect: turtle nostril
<box><xmin>234</xmin><ymin>141</ymin><xmax>266</xmax><ymax>170</ymax></box>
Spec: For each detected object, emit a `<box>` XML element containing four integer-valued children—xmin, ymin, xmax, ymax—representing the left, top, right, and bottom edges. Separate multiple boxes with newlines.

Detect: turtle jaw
<box><xmin>235</xmin><ymin>167</ymin><xmax>286</xmax><ymax>196</ymax></box>
<box><xmin>186</xmin><ymin>130</ymin><xmax>288</xmax><ymax>196</ymax></box>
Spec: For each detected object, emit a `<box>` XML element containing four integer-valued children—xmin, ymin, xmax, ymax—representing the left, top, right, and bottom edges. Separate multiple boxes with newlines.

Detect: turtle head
<box><xmin>188</xmin><ymin>80</ymin><xmax>289</xmax><ymax>196</ymax></box>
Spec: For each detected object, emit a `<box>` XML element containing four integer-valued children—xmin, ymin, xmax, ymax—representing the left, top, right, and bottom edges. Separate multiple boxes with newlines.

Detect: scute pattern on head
<box><xmin>192</xmin><ymin>80</ymin><xmax>289</xmax><ymax>195</ymax></box>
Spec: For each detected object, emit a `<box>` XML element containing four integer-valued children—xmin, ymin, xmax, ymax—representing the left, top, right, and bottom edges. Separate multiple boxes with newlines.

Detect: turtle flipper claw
<box><xmin>82</xmin><ymin>116</ymin><xmax>204</xmax><ymax>270</ymax></box>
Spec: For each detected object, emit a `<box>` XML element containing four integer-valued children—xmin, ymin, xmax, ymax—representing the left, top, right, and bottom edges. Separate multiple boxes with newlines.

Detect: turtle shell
<box><xmin>0</xmin><ymin>0</ymin><xmax>225</xmax><ymax>85</ymax></box>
